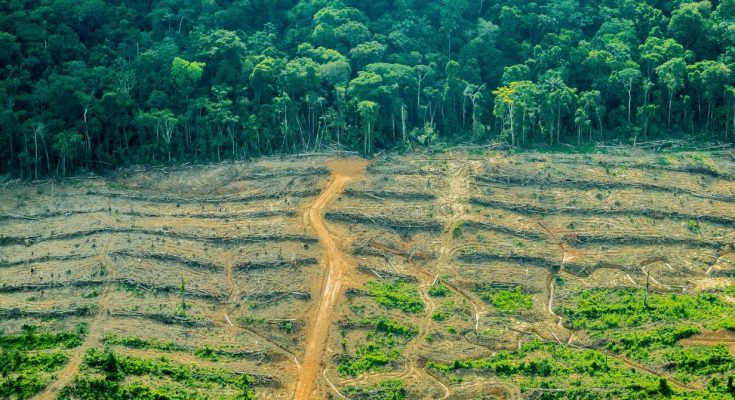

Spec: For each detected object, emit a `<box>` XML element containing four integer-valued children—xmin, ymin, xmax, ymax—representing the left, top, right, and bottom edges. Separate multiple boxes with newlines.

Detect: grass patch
<box><xmin>560</xmin><ymin>288</ymin><xmax>735</xmax><ymax>330</ymax></box>
<box><xmin>365</xmin><ymin>281</ymin><xmax>424</xmax><ymax>313</ymax></box>
<box><xmin>476</xmin><ymin>286</ymin><xmax>532</xmax><ymax>313</ymax></box>
<box><xmin>59</xmin><ymin>348</ymin><xmax>255</xmax><ymax>399</ymax></box>
<box><xmin>116</xmin><ymin>281</ymin><xmax>145</xmax><ymax>298</ymax></box>
<box><xmin>428</xmin><ymin>283</ymin><xmax>450</xmax><ymax>297</ymax></box>
<box><xmin>0</xmin><ymin>324</ymin><xmax>85</xmax><ymax>351</ymax></box>
<box><xmin>361</xmin><ymin>316</ymin><xmax>418</xmax><ymax>338</ymax></box>
<box><xmin>426</xmin><ymin>340</ymin><xmax>717</xmax><ymax>398</ymax></box>
<box><xmin>102</xmin><ymin>333</ymin><xmax>241</xmax><ymax>362</ymax></box>
<box><xmin>344</xmin><ymin>379</ymin><xmax>406</xmax><ymax>400</ymax></box>
<box><xmin>0</xmin><ymin>324</ymin><xmax>86</xmax><ymax>399</ymax></box>
<box><xmin>338</xmin><ymin>335</ymin><xmax>402</xmax><ymax>377</ymax></box>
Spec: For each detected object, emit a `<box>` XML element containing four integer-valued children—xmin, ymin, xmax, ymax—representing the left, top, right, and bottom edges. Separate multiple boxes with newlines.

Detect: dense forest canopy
<box><xmin>1</xmin><ymin>0</ymin><xmax>734</xmax><ymax>176</ymax></box>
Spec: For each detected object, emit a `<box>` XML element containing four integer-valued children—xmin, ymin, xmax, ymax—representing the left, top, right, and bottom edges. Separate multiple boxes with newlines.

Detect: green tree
<box><xmin>357</xmin><ymin>100</ymin><xmax>379</xmax><ymax>155</ymax></box>
<box><xmin>656</xmin><ymin>58</ymin><xmax>687</xmax><ymax>128</ymax></box>
<box><xmin>52</xmin><ymin>130</ymin><xmax>83</xmax><ymax>176</ymax></box>
<box><xmin>611</xmin><ymin>65</ymin><xmax>641</xmax><ymax>125</ymax></box>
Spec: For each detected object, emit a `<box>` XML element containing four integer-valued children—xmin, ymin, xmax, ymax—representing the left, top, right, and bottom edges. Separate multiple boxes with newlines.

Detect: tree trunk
<box><xmin>556</xmin><ymin>105</ymin><xmax>561</xmax><ymax>144</ymax></box>
<box><xmin>577</xmin><ymin>126</ymin><xmax>581</xmax><ymax>146</ymax></box>
<box><xmin>509</xmin><ymin>104</ymin><xmax>515</xmax><ymax>146</ymax></box>
<box><xmin>668</xmin><ymin>91</ymin><xmax>673</xmax><ymax>129</ymax></box>
<box><xmin>401</xmin><ymin>105</ymin><xmax>407</xmax><ymax>142</ymax></box>
<box><xmin>33</xmin><ymin>128</ymin><xmax>38</xmax><ymax>180</ymax></box>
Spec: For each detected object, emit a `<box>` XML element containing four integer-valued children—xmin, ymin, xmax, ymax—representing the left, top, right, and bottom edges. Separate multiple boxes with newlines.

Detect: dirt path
<box><xmin>35</xmin><ymin>235</ymin><xmax>117</xmax><ymax>400</ymax></box>
<box><xmin>436</xmin><ymin>162</ymin><xmax>482</xmax><ymax>332</ymax></box>
<box><xmin>293</xmin><ymin>158</ymin><xmax>367</xmax><ymax>400</ymax></box>
<box><xmin>546</xmin><ymin>273</ymin><xmax>564</xmax><ymax>329</ymax></box>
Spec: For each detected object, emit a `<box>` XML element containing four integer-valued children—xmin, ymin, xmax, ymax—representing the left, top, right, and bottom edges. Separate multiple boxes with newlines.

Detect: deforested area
<box><xmin>2</xmin><ymin>148</ymin><xmax>734</xmax><ymax>399</ymax></box>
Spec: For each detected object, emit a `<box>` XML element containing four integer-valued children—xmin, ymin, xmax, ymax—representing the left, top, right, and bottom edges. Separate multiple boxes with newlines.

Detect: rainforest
<box><xmin>1</xmin><ymin>0</ymin><xmax>735</xmax><ymax>177</ymax></box>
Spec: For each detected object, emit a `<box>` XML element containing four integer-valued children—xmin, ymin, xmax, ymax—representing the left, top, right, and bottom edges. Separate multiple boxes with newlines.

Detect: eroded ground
<box><xmin>1</xmin><ymin>149</ymin><xmax>735</xmax><ymax>399</ymax></box>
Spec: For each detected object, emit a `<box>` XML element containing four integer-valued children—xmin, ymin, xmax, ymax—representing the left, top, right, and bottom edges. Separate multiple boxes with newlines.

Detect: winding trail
<box><xmin>293</xmin><ymin>158</ymin><xmax>367</xmax><ymax>400</ymax></box>
<box><xmin>35</xmin><ymin>236</ymin><xmax>117</xmax><ymax>400</ymax></box>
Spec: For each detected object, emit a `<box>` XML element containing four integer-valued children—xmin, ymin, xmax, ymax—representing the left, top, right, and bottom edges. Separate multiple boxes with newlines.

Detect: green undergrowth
<box><xmin>59</xmin><ymin>348</ymin><xmax>255</xmax><ymax>399</ymax></box>
<box><xmin>0</xmin><ymin>351</ymin><xmax>70</xmax><ymax>399</ymax></box>
<box><xmin>344</xmin><ymin>379</ymin><xmax>407</xmax><ymax>400</ymax></box>
<box><xmin>359</xmin><ymin>316</ymin><xmax>418</xmax><ymax>338</ymax></box>
<box><xmin>101</xmin><ymin>333</ymin><xmax>242</xmax><ymax>361</ymax></box>
<box><xmin>428</xmin><ymin>339</ymin><xmax>735</xmax><ymax>399</ymax></box>
<box><xmin>339</xmin><ymin>303</ymin><xmax>418</xmax><ymax>377</ymax></box>
<box><xmin>338</xmin><ymin>333</ymin><xmax>403</xmax><ymax>377</ymax></box>
<box><xmin>476</xmin><ymin>285</ymin><xmax>533</xmax><ymax>313</ymax></box>
<box><xmin>428</xmin><ymin>283</ymin><xmax>450</xmax><ymax>297</ymax></box>
<box><xmin>0</xmin><ymin>324</ymin><xmax>87</xmax><ymax>399</ymax></box>
<box><xmin>365</xmin><ymin>280</ymin><xmax>424</xmax><ymax>313</ymax></box>
<box><xmin>0</xmin><ymin>324</ymin><xmax>85</xmax><ymax>351</ymax></box>
<box><xmin>560</xmin><ymin>288</ymin><xmax>735</xmax><ymax>330</ymax></box>
<box><xmin>432</xmin><ymin>298</ymin><xmax>470</xmax><ymax>322</ymax></box>
<box><xmin>559</xmin><ymin>287</ymin><xmax>735</xmax><ymax>384</ymax></box>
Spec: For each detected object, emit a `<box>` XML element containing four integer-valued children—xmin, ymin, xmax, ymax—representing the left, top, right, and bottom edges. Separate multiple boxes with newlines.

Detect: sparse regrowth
<box><xmin>365</xmin><ymin>281</ymin><xmax>425</xmax><ymax>314</ymax></box>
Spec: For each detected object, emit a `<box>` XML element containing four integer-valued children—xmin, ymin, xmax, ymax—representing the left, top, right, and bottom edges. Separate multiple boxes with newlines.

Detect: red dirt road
<box><xmin>293</xmin><ymin>158</ymin><xmax>367</xmax><ymax>400</ymax></box>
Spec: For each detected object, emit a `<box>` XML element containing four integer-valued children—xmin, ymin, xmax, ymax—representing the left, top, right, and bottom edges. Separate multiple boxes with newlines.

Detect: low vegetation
<box><xmin>476</xmin><ymin>285</ymin><xmax>533</xmax><ymax>313</ymax></box>
<box><xmin>560</xmin><ymin>288</ymin><xmax>735</xmax><ymax>330</ymax></box>
<box><xmin>0</xmin><ymin>324</ymin><xmax>86</xmax><ymax>399</ymax></box>
<box><xmin>365</xmin><ymin>281</ymin><xmax>425</xmax><ymax>314</ymax></box>
<box><xmin>59</xmin><ymin>348</ymin><xmax>255</xmax><ymax>399</ymax></box>
<box><xmin>428</xmin><ymin>339</ymin><xmax>735</xmax><ymax>398</ymax></box>
<box><xmin>344</xmin><ymin>379</ymin><xmax>407</xmax><ymax>400</ymax></box>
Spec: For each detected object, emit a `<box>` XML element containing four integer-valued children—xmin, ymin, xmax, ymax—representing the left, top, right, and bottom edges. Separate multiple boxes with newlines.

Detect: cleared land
<box><xmin>1</xmin><ymin>149</ymin><xmax>735</xmax><ymax>399</ymax></box>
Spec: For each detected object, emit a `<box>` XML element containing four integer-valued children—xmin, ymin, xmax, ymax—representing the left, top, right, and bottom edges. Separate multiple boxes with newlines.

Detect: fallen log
<box><xmin>0</xmin><ymin>306</ymin><xmax>97</xmax><ymax>319</ymax></box>
<box><xmin>239</xmin><ymin>291</ymin><xmax>311</xmax><ymax>302</ymax></box>
<box><xmin>82</xmin><ymin>188</ymin><xmax>321</xmax><ymax>204</ymax></box>
<box><xmin>113</xmin><ymin>278</ymin><xmax>226</xmax><ymax>302</ymax></box>
<box><xmin>344</xmin><ymin>188</ymin><xmax>436</xmax><ymax>201</ymax></box>
<box><xmin>0</xmin><ymin>280</ymin><xmax>104</xmax><ymax>293</ymax></box>
<box><xmin>110</xmin><ymin>311</ymin><xmax>213</xmax><ymax>327</ymax></box>
<box><xmin>0</xmin><ymin>253</ymin><xmax>95</xmax><ymax>268</ymax></box>
<box><xmin>459</xmin><ymin>220</ymin><xmax>547</xmax><ymax>241</ymax></box>
<box><xmin>553</xmin><ymin>158</ymin><xmax>735</xmax><ymax>180</ymax></box>
<box><xmin>474</xmin><ymin>174</ymin><xmax>735</xmax><ymax>203</ymax></box>
<box><xmin>356</xmin><ymin>264</ymin><xmax>417</xmax><ymax>283</ymax></box>
<box><xmin>0</xmin><ymin>209</ymin><xmax>102</xmax><ymax>222</ymax></box>
<box><xmin>469</xmin><ymin>197</ymin><xmax>735</xmax><ymax>226</ymax></box>
<box><xmin>236</xmin><ymin>166</ymin><xmax>328</xmax><ymax>180</ymax></box>
<box><xmin>566</xmin><ymin>233</ymin><xmax>725</xmax><ymax>248</ymax></box>
<box><xmin>112</xmin><ymin>250</ymin><xmax>221</xmax><ymax>271</ymax></box>
<box><xmin>234</xmin><ymin>257</ymin><xmax>318</xmax><ymax>272</ymax></box>
<box><xmin>325</xmin><ymin>211</ymin><xmax>443</xmax><ymax>233</ymax></box>
<box><xmin>1</xmin><ymin>227</ymin><xmax>319</xmax><ymax>247</ymax></box>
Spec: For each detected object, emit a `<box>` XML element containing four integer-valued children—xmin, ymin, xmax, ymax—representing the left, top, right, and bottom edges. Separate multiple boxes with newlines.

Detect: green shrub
<box><xmin>338</xmin><ymin>340</ymin><xmax>401</xmax><ymax>376</ymax></box>
<box><xmin>432</xmin><ymin>311</ymin><xmax>448</xmax><ymax>321</ymax></box>
<box><xmin>686</xmin><ymin>219</ymin><xmax>700</xmax><ymax>233</ymax></box>
<box><xmin>61</xmin><ymin>348</ymin><xmax>256</xmax><ymax>399</ymax></box>
<box><xmin>365</xmin><ymin>281</ymin><xmax>424</xmax><ymax>313</ymax></box>
<box><xmin>0</xmin><ymin>325</ymin><xmax>83</xmax><ymax>351</ymax></box>
<box><xmin>362</xmin><ymin>316</ymin><xmax>418</xmax><ymax>338</ymax></box>
<box><xmin>428</xmin><ymin>283</ymin><xmax>450</xmax><ymax>297</ymax></box>
<box><xmin>344</xmin><ymin>379</ymin><xmax>406</xmax><ymax>400</ymax></box>
<box><xmin>476</xmin><ymin>286</ymin><xmax>533</xmax><ymax>313</ymax></box>
<box><xmin>561</xmin><ymin>288</ymin><xmax>735</xmax><ymax>330</ymax></box>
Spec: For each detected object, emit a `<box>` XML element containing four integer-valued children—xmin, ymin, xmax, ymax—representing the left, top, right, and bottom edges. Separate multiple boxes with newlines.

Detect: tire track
<box><xmin>293</xmin><ymin>158</ymin><xmax>367</xmax><ymax>400</ymax></box>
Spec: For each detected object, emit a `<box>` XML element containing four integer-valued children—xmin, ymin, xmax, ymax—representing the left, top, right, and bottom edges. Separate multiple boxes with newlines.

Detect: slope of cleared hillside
<box><xmin>1</xmin><ymin>149</ymin><xmax>734</xmax><ymax>399</ymax></box>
